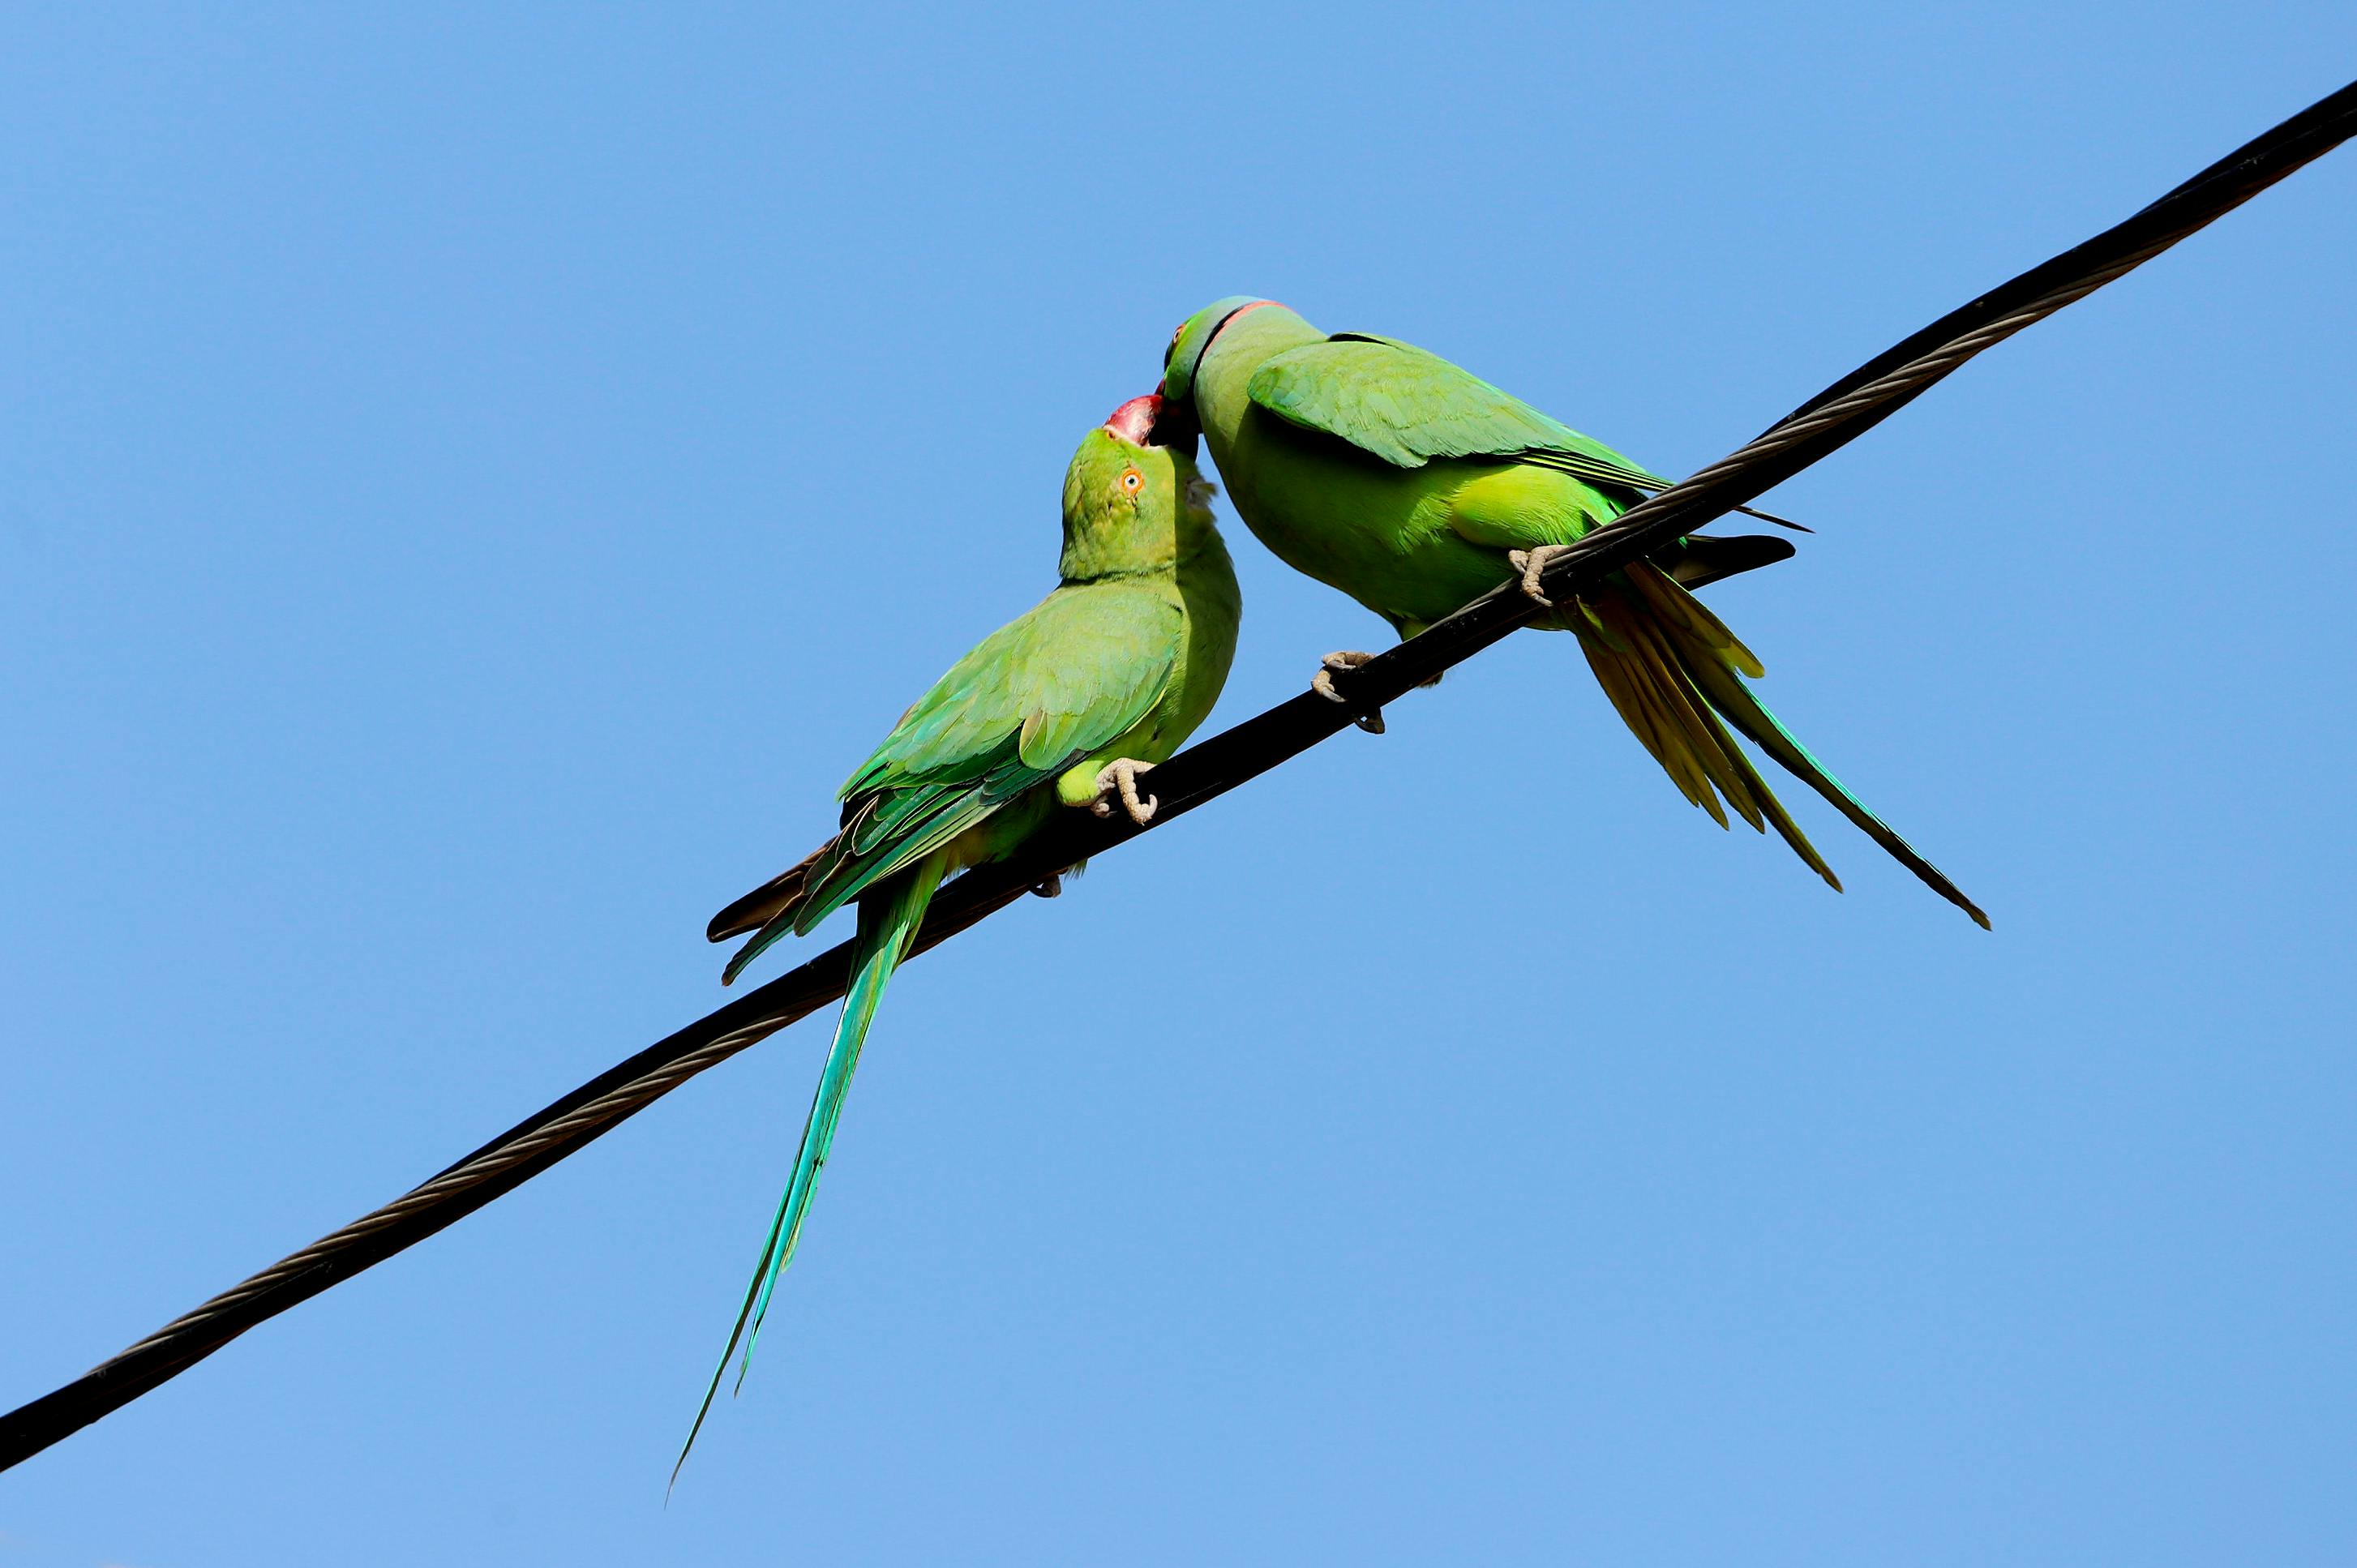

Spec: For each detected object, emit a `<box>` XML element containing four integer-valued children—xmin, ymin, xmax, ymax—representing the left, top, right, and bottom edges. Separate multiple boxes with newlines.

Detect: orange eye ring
<box><xmin>1119</xmin><ymin>468</ymin><xmax>1143</xmax><ymax>493</ymax></box>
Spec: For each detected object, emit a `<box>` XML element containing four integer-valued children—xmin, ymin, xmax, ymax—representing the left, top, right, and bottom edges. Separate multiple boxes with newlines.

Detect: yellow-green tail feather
<box><xmin>1579</xmin><ymin>563</ymin><xmax>1989</xmax><ymax>928</ymax></box>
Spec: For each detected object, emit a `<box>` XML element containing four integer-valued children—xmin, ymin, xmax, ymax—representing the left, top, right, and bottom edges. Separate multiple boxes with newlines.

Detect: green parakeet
<box><xmin>675</xmin><ymin>396</ymin><xmax>1241</xmax><ymax>1476</ymax></box>
<box><xmin>1159</xmin><ymin>298</ymin><xmax>1985</xmax><ymax>928</ymax></box>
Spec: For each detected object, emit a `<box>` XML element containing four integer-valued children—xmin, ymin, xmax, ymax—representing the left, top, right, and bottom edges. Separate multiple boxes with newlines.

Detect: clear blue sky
<box><xmin>3</xmin><ymin>6</ymin><xmax>2352</xmax><ymax>1564</ymax></box>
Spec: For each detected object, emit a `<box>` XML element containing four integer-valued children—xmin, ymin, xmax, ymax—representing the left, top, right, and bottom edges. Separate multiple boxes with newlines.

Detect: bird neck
<box><xmin>1196</xmin><ymin>307</ymin><xmax>1324</xmax><ymax>456</ymax></box>
<box><xmin>1059</xmin><ymin>521</ymin><xmax>1175</xmax><ymax>583</ymax></box>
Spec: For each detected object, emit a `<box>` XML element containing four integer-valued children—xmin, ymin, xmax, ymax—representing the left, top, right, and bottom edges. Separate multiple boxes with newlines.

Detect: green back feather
<box><xmin>1247</xmin><ymin>333</ymin><xmax>1667</xmax><ymax>494</ymax></box>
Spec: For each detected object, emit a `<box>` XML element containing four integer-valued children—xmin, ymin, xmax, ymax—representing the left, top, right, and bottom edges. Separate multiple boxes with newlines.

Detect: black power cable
<box><xmin>4</xmin><ymin>78</ymin><xmax>2350</xmax><ymax>1476</ymax></box>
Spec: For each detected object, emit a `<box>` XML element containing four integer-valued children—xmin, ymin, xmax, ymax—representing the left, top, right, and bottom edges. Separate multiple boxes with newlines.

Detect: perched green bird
<box><xmin>1159</xmin><ymin>298</ymin><xmax>1986</xmax><ymax>927</ymax></box>
<box><xmin>676</xmin><ymin>396</ymin><xmax>1241</xmax><ymax>1476</ymax></box>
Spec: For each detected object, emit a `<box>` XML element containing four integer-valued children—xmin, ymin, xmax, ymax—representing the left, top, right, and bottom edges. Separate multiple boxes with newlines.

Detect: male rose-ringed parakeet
<box><xmin>675</xmin><ymin>396</ymin><xmax>1241</xmax><ymax>1476</ymax></box>
<box><xmin>1159</xmin><ymin>298</ymin><xmax>1985</xmax><ymax>927</ymax></box>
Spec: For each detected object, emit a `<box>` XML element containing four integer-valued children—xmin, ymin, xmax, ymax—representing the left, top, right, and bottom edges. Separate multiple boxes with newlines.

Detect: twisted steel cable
<box><xmin>4</xmin><ymin>78</ymin><xmax>2350</xmax><ymax>1475</ymax></box>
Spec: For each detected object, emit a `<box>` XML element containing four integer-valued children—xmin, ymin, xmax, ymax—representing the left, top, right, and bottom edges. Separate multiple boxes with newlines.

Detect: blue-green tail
<box><xmin>671</xmin><ymin>851</ymin><xmax>946</xmax><ymax>1488</ymax></box>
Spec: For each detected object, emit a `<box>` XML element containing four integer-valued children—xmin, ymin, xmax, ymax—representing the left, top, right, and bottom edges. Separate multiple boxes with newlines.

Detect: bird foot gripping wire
<box><xmin>1506</xmin><ymin>545</ymin><xmax>1572</xmax><ymax>606</ymax></box>
<box><xmin>1311</xmin><ymin>651</ymin><xmax>1385</xmax><ymax>733</ymax></box>
<box><xmin>1089</xmin><ymin>759</ymin><xmax>1159</xmax><ymax>825</ymax></box>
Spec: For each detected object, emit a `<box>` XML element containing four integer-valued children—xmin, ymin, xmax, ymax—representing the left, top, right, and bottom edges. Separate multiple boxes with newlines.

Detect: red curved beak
<box><xmin>1104</xmin><ymin>392</ymin><xmax>1164</xmax><ymax>445</ymax></box>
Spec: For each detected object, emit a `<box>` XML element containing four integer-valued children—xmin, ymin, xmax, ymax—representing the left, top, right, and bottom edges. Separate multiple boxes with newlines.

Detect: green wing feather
<box><xmin>1246</xmin><ymin>333</ymin><xmax>1668</xmax><ymax>493</ymax></box>
<box><xmin>1246</xmin><ymin>333</ymin><xmax>1808</xmax><ymax>530</ymax></box>
<box><xmin>720</xmin><ymin>585</ymin><xmax>1180</xmax><ymax>981</ymax></box>
<box><xmin>842</xmin><ymin>586</ymin><xmax>1179</xmax><ymax>790</ymax></box>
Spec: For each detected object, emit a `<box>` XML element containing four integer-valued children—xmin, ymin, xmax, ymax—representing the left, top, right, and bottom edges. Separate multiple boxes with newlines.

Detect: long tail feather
<box><xmin>1582</xmin><ymin>563</ymin><xmax>1988</xmax><ymax>928</ymax></box>
<box><xmin>1576</xmin><ymin>595</ymin><xmax>1842</xmax><ymax>885</ymax></box>
<box><xmin>672</xmin><ymin>852</ymin><xmax>948</xmax><ymax>1489</ymax></box>
<box><xmin>1619</xmin><ymin>612</ymin><xmax>1762</xmax><ymax>830</ymax></box>
<box><xmin>1669</xmin><ymin>622</ymin><xmax>1990</xmax><ymax>929</ymax></box>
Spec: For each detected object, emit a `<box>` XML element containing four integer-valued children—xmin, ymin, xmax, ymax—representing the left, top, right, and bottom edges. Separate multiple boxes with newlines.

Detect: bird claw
<box><xmin>1031</xmin><ymin>873</ymin><xmax>1063</xmax><ymax>898</ymax></box>
<box><xmin>1507</xmin><ymin>545</ymin><xmax>1570</xmax><ymax>606</ymax></box>
<box><xmin>1088</xmin><ymin>759</ymin><xmax>1158</xmax><ymax>826</ymax></box>
<box><xmin>1311</xmin><ymin>650</ymin><xmax>1385</xmax><ymax>734</ymax></box>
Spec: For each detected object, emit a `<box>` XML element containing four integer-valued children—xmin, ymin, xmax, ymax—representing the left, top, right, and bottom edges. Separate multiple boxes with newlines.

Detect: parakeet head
<box><xmin>1059</xmin><ymin>394</ymin><xmax>1219</xmax><ymax>582</ymax></box>
<box><xmin>1158</xmin><ymin>296</ymin><xmax>1282</xmax><ymax>404</ymax></box>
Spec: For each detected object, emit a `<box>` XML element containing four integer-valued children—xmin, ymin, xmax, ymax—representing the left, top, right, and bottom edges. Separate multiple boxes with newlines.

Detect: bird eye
<box><xmin>1120</xmin><ymin>468</ymin><xmax>1143</xmax><ymax>493</ymax></box>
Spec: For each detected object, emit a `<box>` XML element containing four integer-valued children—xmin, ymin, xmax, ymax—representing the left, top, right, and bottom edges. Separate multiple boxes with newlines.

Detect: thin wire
<box><xmin>3</xmin><ymin>78</ymin><xmax>2350</xmax><ymax>1476</ymax></box>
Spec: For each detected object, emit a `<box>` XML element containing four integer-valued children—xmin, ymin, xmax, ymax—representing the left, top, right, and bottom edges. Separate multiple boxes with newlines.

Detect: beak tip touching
<box><xmin>1103</xmin><ymin>392</ymin><xmax>1164</xmax><ymax>444</ymax></box>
